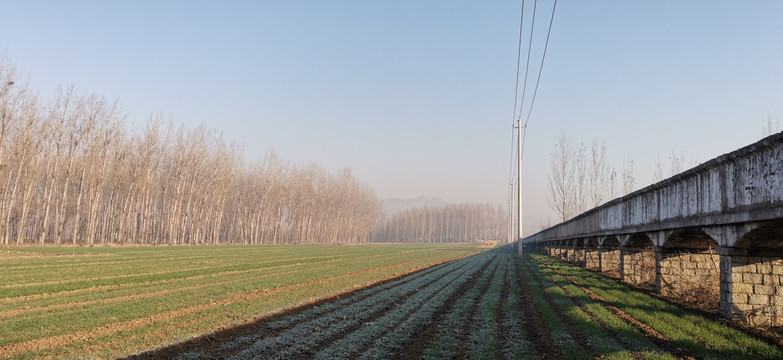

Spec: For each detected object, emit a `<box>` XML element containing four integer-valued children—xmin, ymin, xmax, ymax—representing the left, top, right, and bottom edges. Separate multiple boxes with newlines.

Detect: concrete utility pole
<box><xmin>508</xmin><ymin>182</ymin><xmax>513</xmax><ymax>244</ymax></box>
<box><xmin>517</xmin><ymin>117</ymin><xmax>523</xmax><ymax>255</ymax></box>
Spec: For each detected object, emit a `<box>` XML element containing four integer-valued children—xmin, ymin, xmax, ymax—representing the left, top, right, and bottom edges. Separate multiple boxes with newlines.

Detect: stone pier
<box><xmin>719</xmin><ymin>247</ymin><xmax>783</xmax><ymax>326</ymax></box>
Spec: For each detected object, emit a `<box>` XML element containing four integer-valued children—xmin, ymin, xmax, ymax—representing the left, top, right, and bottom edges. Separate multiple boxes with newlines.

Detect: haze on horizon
<box><xmin>1</xmin><ymin>1</ymin><xmax>781</xmax><ymax>233</ymax></box>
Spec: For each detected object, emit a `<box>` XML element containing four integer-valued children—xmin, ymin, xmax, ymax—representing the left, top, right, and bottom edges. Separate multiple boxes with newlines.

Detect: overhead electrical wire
<box><xmin>508</xmin><ymin>0</ymin><xmax>525</xmax><ymax>193</ymax></box>
<box><xmin>507</xmin><ymin>0</ymin><xmax>526</xmax><ymax>243</ymax></box>
<box><xmin>520</xmin><ymin>0</ymin><xmax>557</xmax><ymax>164</ymax></box>
<box><xmin>523</xmin><ymin>0</ymin><xmax>558</xmax><ymax>128</ymax></box>
<box><xmin>508</xmin><ymin>0</ymin><xmax>558</xmax><ymax>242</ymax></box>
<box><xmin>518</xmin><ymin>0</ymin><xmax>538</xmax><ymax>118</ymax></box>
<box><xmin>515</xmin><ymin>0</ymin><xmax>558</xmax><ymax>160</ymax></box>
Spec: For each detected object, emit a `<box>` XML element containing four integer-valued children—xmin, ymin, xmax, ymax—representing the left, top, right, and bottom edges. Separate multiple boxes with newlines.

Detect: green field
<box><xmin>2</xmin><ymin>245</ymin><xmax>781</xmax><ymax>359</ymax></box>
<box><xmin>0</xmin><ymin>244</ymin><xmax>483</xmax><ymax>359</ymax></box>
<box><xmin>126</xmin><ymin>247</ymin><xmax>783</xmax><ymax>360</ymax></box>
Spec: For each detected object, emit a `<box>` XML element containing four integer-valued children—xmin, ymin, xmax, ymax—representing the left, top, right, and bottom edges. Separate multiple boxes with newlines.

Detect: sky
<box><xmin>1</xmin><ymin>1</ymin><xmax>782</xmax><ymax>235</ymax></box>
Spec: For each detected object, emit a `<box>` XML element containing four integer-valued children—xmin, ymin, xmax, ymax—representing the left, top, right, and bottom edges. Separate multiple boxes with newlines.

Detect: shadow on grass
<box><xmin>528</xmin><ymin>253</ymin><xmax>783</xmax><ymax>360</ymax></box>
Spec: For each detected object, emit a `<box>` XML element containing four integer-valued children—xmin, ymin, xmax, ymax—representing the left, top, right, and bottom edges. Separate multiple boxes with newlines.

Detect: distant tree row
<box><xmin>374</xmin><ymin>204</ymin><xmax>506</xmax><ymax>243</ymax></box>
<box><xmin>0</xmin><ymin>60</ymin><xmax>382</xmax><ymax>245</ymax></box>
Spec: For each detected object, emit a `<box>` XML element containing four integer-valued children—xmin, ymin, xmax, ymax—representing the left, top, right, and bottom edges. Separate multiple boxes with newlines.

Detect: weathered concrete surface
<box><xmin>521</xmin><ymin>132</ymin><xmax>783</xmax><ymax>247</ymax></box>
<box><xmin>522</xmin><ymin>132</ymin><xmax>783</xmax><ymax>328</ymax></box>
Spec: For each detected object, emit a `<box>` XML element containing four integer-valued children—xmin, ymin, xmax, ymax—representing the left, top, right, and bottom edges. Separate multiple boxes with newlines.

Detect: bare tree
<box><xmin>0</xmin><ymin>59</ymin><xmax>389</xmax><ymax>246</ymax></box>
<box><xmin>621</xmin><ymin>158</ymin><xmax>635</xmax><ymax>196</ymax></box>
<box><xmin>668</xmin><ymin>150</ymin><xmax>685</xmax><ymax>176</ymax></box>
<box><xmin>653</xmin><ymin>155</ymin><xmax>665</xmax><ymax>182</ymax></box>
<box><xmin>763</xmin><ymin>112</ymin><xmax>782</xmax><ymax>136</ymax></box>
<box><xmin>574</xmin><ymin>142</ymin><xmax>588</xmax><ymax>214</ymax></box>
<box><xmin>588</xmin><ymin>140</ymin><xmax>613</xmax><ymax>207</ymax></box>
<box><xmin>547</xmin><ymin>133</ymin><xmax>576</xmax><ymax>222</ymax></box>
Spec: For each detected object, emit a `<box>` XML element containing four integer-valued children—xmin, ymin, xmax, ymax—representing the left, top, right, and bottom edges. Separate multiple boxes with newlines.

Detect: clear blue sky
<box><xmin>1</xmin><ymin>1</ymin><xmax>782</xmax><ymax>233</ymax></box>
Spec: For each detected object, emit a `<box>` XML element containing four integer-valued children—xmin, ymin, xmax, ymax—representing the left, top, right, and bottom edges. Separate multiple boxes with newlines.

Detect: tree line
<box><xmin>0</xmin><ymin>59</ymin><xmax>503</xmax><ymax>246</ymax></box>
<box><xmin>0</xmin><ymin>61</ymin><xmax>383</xmax><ymax>245</ymax></box>
<box><xmin>374</xmin><ymin>203</ymin><xmax>506</xmax><ymax>243</ymax></box>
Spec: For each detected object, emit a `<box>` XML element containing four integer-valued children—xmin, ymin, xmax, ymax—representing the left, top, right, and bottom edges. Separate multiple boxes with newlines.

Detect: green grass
<box><xmin>531</xmin><ymin>253</ymin><xmax>783</xmax><ymax>360</ymax></box>
<box><xmin>5</xmin><ymin>245</ymin><xmax>780</xmax><ymax>359</ymax></box>
<box><xmin>519</xmin><ymin>256</ymin><xmax>592</xmax><ymax>360</ymax></box>
<box><xmin>527</xmin><ymin>257</ymin><xmax>665</xmax><ymax>360</ymax></box>
<box><xmin>0</xmin><ymin>243</ymin><xmax>482</xmax><ymax>359</ymax></box>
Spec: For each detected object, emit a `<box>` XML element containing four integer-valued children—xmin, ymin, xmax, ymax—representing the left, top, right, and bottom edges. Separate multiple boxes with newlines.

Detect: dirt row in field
<box><xmin>1</xmin><ymin>254</ymin><xmax>357</xmax><ymax>289</ymax></box>
<box><xmin>532</xmin><ymin>257</ymin><xmax>697</xmax><ymax>359</ymax></box>
<box><xmin>394</xmin><ymin>255</ymin><xmax>496</xmax><ymax>360</ymax></box>
<box><xmin>125</xmin><ymin>251</ymin><xmax>497</xmax><ymax>360</ymax></box>
<box><xmin>124</xmin><ymin>249</ymin><xmax>574</xmax><ymax>360</ymax></box>
<box><xmin>101</xmin><ymin>247</ymin><xmax>783</xmax><ymax>360</ymax></box>
<box><xmin>129</xmin><ymin>248</ymin><xmax>576</xmax><ymax>360</ymax></box>
<box><xmin>522</xmin><ymin>259</ymin><xmax>597</xmax><ymax>358</ymax></box>
<box><xmin>2</xmin><ymin>253</ymin><xmax>469</xmax><ymax>359</ymax></box>
<box><xmin>0</xmin><ymin>262</ymin><xmax>341</xmax><ymax>319</ymax></box>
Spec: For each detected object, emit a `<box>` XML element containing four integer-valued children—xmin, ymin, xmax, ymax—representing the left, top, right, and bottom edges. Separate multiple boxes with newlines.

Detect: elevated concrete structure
<box><xmin>521</xmin><ymin>132</ymin><xmax>783</xmax><ymax>327</ymax></box>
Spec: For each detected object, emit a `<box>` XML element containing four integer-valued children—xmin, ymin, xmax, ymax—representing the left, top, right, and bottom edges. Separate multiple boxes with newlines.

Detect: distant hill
<box><xmin>382</xmin><ymin>196</ymin><xmax>450</xmax><ymax>215</ymax></box>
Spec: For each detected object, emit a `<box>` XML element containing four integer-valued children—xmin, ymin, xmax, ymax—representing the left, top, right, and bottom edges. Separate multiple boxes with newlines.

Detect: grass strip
<box><xmin>519</xmin><ymin>256</ymin><xmax>592</xmax><ymax>360</ymax></box>
<box><xmin>534</xmin><ymin>254</ymin><xmax>783</xmax><ymax>359</ymax></box>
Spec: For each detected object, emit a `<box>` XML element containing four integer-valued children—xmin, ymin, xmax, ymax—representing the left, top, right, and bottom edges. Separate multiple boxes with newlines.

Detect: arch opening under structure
<box><xmin>621</xmin><ymin>234</ymin><xmax>655</xmax><ymax>287</ymax></box>
<box><xmin>657</xmin><ymin>228</ymin><xmax>721</xmax><ymax>310</ymax></box>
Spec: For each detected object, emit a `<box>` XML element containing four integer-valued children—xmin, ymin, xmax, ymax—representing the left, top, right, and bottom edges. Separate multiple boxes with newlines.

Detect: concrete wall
<box><xmin>521</xmin><ymin>132</ymin><xmax>783</xmax><ymax>246</ymax></box>
<box><xmin>520</xmin><ymin>132</ymin><xmax>783</xmax><ymax>328</ymax></box>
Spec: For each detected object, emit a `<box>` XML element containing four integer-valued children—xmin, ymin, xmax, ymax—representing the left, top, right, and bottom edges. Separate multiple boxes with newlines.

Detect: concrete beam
<box><xmin>522</xmin><ymin>133</ymin><xmax>783</xmax><ymax>245</ymax></box>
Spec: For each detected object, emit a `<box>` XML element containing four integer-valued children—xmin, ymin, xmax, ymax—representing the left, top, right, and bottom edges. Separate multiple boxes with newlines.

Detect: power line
<box><xmin>517</xmin><ymin>0</ymin><xmax>538</xmax><ymax>119</ymax></box>
<box><xmin>507</xmin><ymin>0</ymin><xmax>526</xmax><ymax>244</ymax></box>
<box><xmin>523</xmin><ymin>0</ymin><xmax>558</xmax><ymax>128</ymax></box>
<box><xmin>511</xmin><ymin>0</ymin><xmax>526</xmax><ymax>125</ymax></box>
<box><xmin>509</xmin><ymin>0</ymin><xmax>558</xmax><ymax>243</ymax></box>
<box><xmin>519</xmin><ymin>0</ymin><xmax>558</xmax><ymax>196</ymax></box>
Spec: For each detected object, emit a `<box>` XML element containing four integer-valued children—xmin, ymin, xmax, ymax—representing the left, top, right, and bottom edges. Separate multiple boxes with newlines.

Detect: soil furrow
<box><xmin>558</xmin><ymin>281</ymin><xmax>643</xmax><ymax>359</ymax></box>
<box><xmin>1</xmin><ymin>252</ymin><xmax>449</xmax><ymax>304</ymax></box>
<box><xmin>0</xmin><ymin>262</ymin><xmax>343</xmax><ymax>319</ymax></box>
<box><xmin>495</xmin><ymin>260</ymin><xmax>510</xmax><ymax>360</ymax></box>
<box><xmin>533</xmin><ymin>259</ymin><xmax>642</xmax><ymax>356</ymax></box>
<box><xmin>125</xmin><ymin>254</ymin><xmax>473</xmax><ymax>360</ymax></box>
<box><xmin>392</xmin><ymin>254</ymin><xmax>496</xmax><ymax>360</ymax></box>
<box><xmin>513</xmin><ymin>258</ymin><xmax>561</xmax><ymax>360</ymax></box>
<box><xmin>538</xmin><ymin>259</ymin><xmax>696</xmax><ymax>360</ymax></box>
<box><xmin>453</xmin><ymin>258</ymin><xmax>500</xmax><ymax>359</ymax></box>
<box><xmin>336</xmin><ymin>255</ymin><xmax>495</xmax><ymax>360</ymax></box>
<box><xmin>7</xmin><ymin>256</ymin><xmax>447</xmax><ymax>359</ymax></box>
<box><xmin>0</xmin><ymin>255</ymin><xmax>344</xmax><ymax>289</ymax></box>
<box><xmin>219</xmin><ymin>260</ymin><xmax>469</xmax><ymax>359</ymax></box>
<box><xmin>522</xmin><ymin>260</ymin><xmax>597</xmax><ymax>358</ymax></box>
